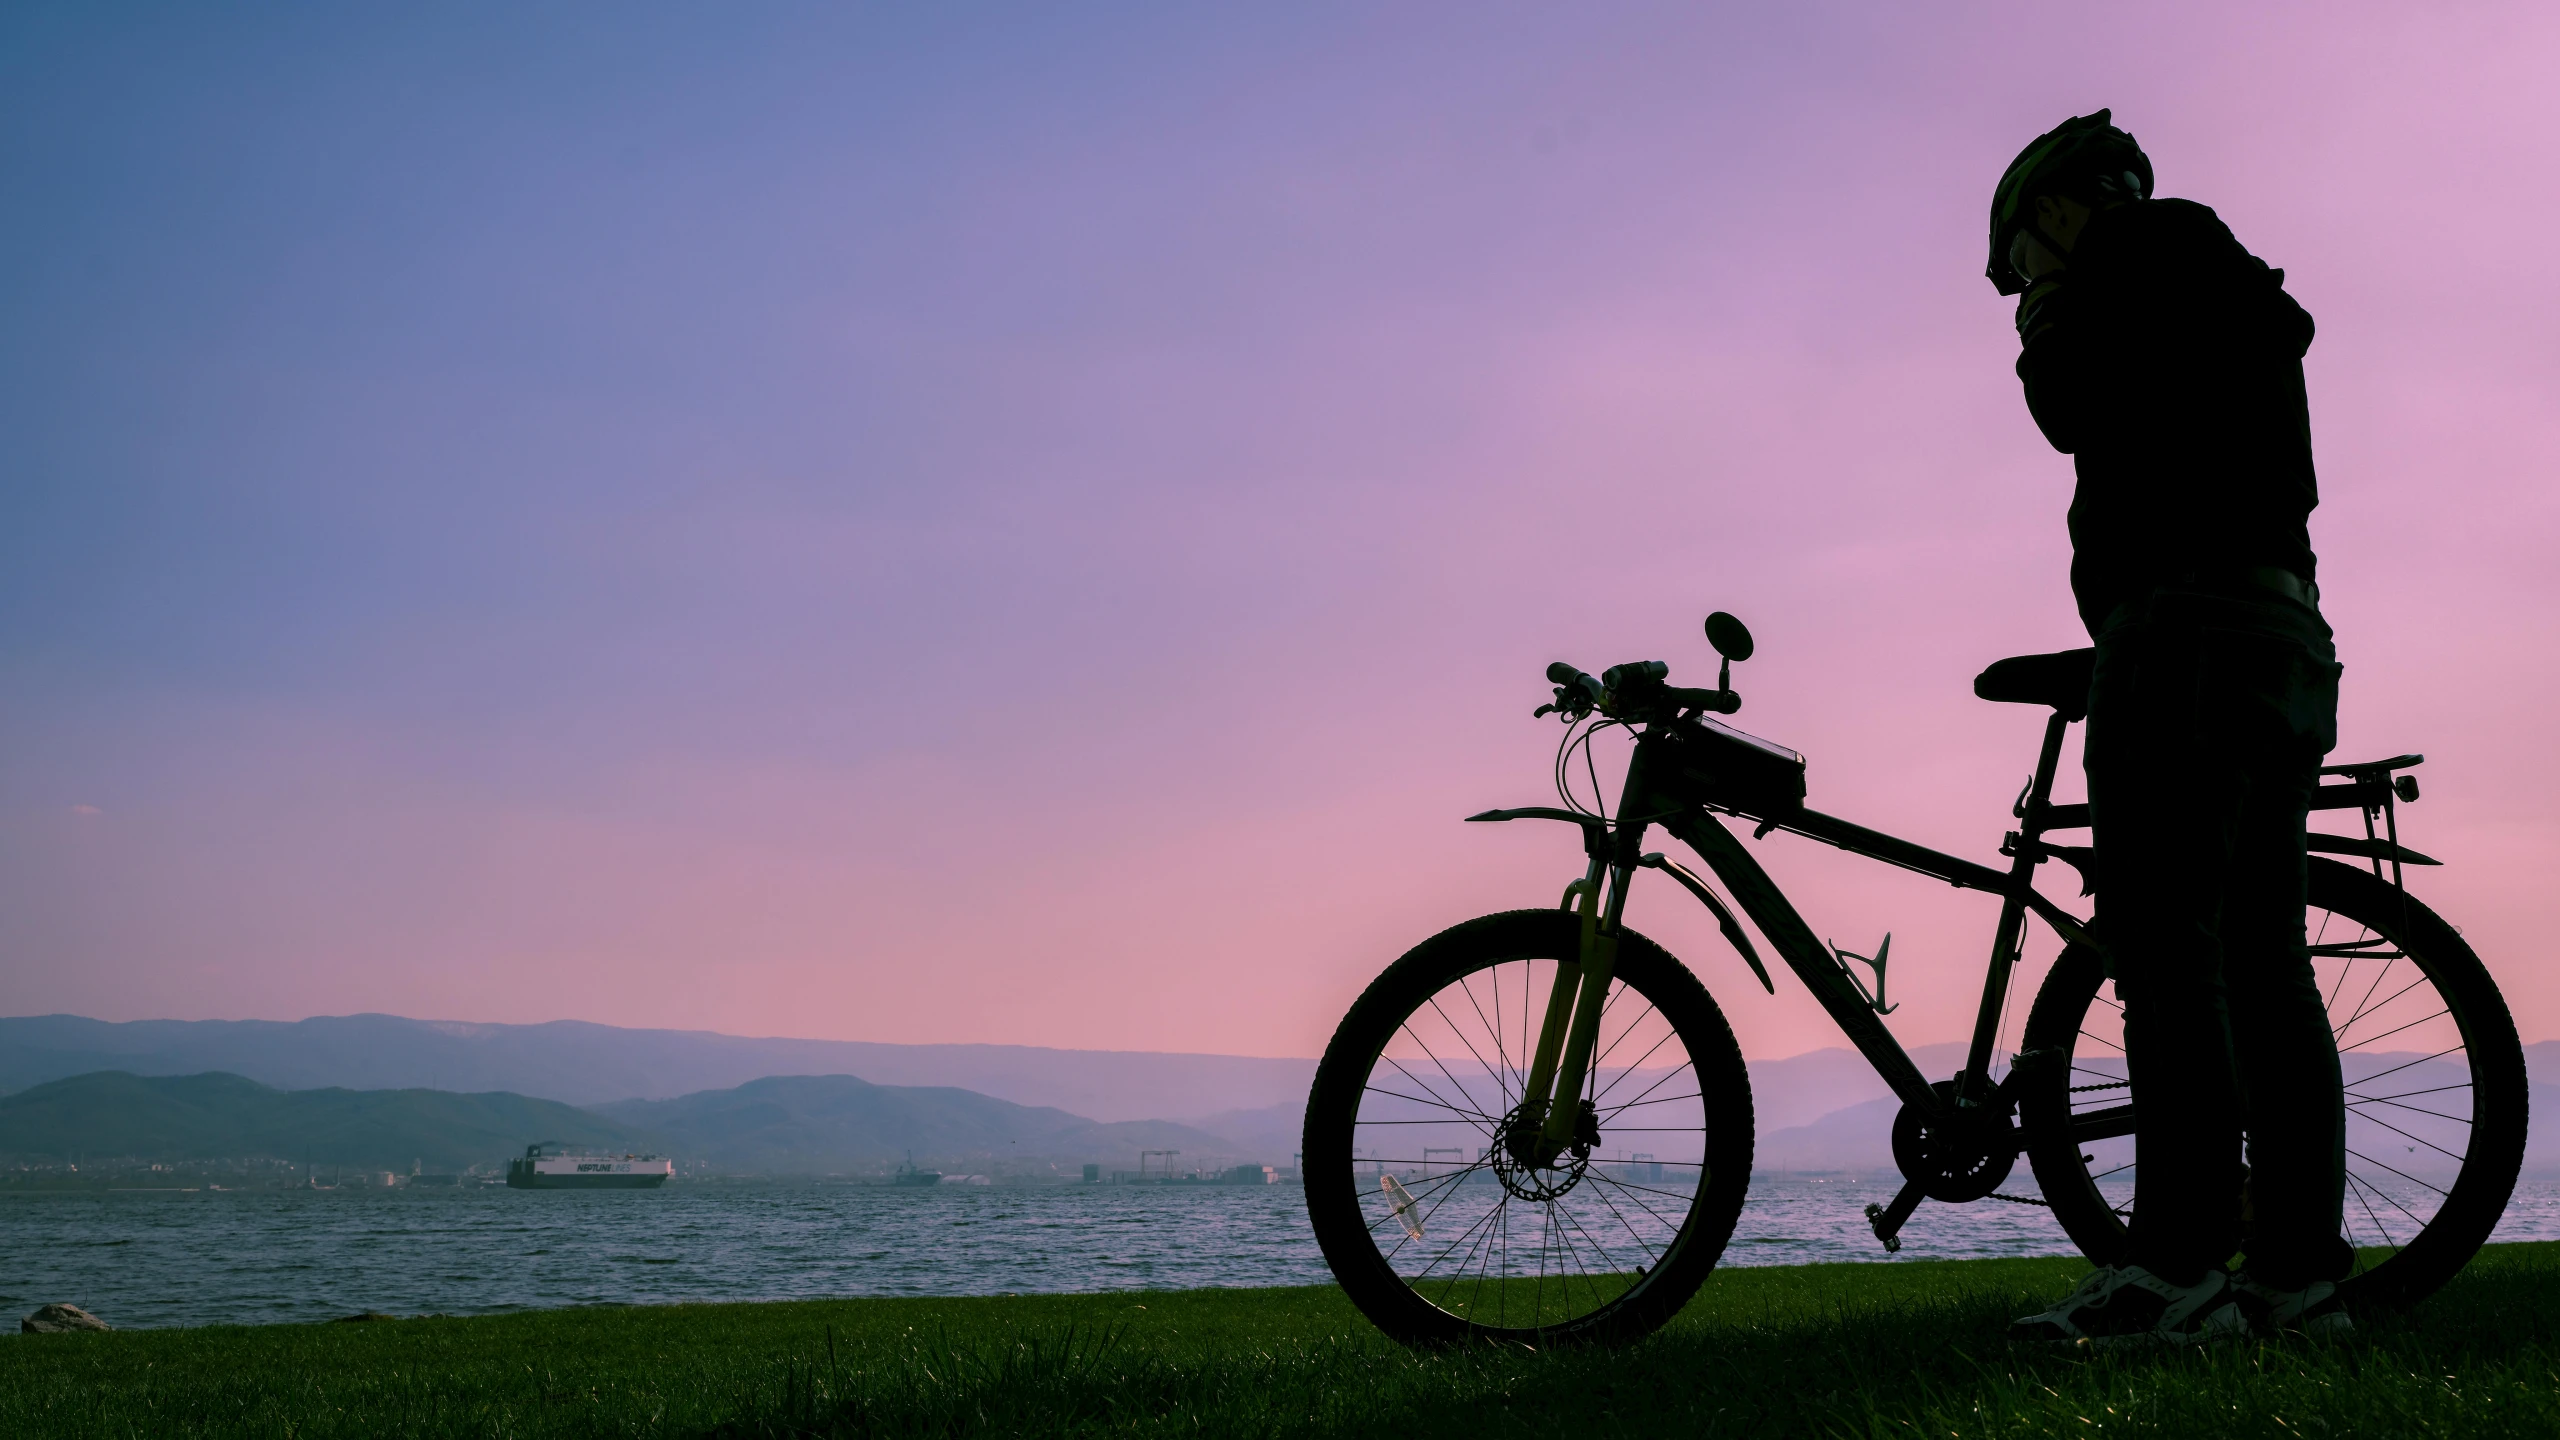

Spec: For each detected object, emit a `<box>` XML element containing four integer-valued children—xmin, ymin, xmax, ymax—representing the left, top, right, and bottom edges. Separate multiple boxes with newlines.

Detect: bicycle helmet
<box><xmin>1986</xmin><ymin>109</ymin><xmax>2154</xmax><ymax>295</ymax></box>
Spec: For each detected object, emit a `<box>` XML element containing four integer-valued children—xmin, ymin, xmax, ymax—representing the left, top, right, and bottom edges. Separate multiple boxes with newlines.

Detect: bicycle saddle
<box><xmin>1973</xmin><ymin>648</ymin><xmax>2095</xmax><ymax>721</ymax></box>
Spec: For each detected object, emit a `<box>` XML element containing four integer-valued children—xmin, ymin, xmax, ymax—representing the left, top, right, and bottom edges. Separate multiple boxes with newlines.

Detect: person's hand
<box><xmin>2014</xmin><ymin>278</ymin><xmax>2068</xmax><ymax>345</ymax></box>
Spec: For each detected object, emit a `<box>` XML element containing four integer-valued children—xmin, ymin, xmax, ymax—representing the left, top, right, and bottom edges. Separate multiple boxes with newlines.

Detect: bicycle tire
<box><xmin>2019</xmin><ymin>856</ymin><xmax>2526</xmax><ymax>1309</ymax></box>
<box><xmin>1303</xmin><ymin>909</ymin><xmax>1754</xmax><ymax>1345</ymax></box>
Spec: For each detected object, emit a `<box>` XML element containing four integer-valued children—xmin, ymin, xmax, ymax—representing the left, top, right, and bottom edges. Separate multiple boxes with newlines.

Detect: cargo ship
<box><xmin>505</xmin><ymin>1142</ymin><xmax>672</xmax><ymax>1189</ymax></box>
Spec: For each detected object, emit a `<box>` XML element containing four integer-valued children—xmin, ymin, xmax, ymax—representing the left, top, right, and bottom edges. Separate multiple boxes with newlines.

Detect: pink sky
<box><xmin>4</xmin><ymin>3</ymin><xmax>2556</xmax><ymax>1063</ymax></box>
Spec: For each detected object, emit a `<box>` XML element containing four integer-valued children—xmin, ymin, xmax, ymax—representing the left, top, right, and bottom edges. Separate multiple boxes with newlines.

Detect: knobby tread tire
<box><xmin>1302</xmin><ymin>909</ymin><xmax>1754</xmax><ymax>1345</ymax></box>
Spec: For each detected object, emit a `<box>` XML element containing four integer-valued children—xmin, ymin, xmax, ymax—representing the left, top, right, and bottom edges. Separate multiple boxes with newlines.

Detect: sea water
<box><xmin>12</xmin><ymin>1177</ymin><xmax>2560</xmax><ymax>1331</ymax></box>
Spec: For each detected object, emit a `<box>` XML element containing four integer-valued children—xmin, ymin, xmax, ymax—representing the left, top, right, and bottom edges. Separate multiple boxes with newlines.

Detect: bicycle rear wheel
<box><xmin>1303</xmin><ymin>909</ymin><xmax>1753</xmax><ymax>1345</ymax></box>
<box><xmin>2019</xmin><ymin>856</ymin><xmax>2527</xmax><ymax>1309</ymax></box>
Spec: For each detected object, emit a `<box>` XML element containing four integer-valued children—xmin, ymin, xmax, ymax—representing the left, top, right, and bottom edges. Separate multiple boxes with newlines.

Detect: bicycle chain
<box><xmin>1984</xmin><ymin>1079</ymin><xmax>2122</xmax><ymax>1211</ymax></box>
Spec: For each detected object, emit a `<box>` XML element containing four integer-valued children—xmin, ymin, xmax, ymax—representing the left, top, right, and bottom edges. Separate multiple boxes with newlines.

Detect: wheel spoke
<box><xmin>1595</xmin><ymin>1091</ymin><xmax>1704</xmax><ymax>1120</ymax></box>
<box><xmin>2346</xmin><ymin>1147</ymin><xmax>2452</xmax><ymax>1200</ymax></box>
<box><xmin>1423</xmin><ymin>995</ymin><xmax>1513</xmax><ymax>1112</ymax></box>
<box><xmin>1397</xmin><ymin>1024</ymin><xmax>1499</xmax><ymax>1128</ymax></box>
<box><xmin>1589</xmin><ymin>1025</ymin><xmax>1682</xmax><ymax>1106</ymax></box>
<box><xmin>2332</xmin><ymin>973</ymin><xmax>2432</xmax><ymax>1047</ymax></box>
<box><xmin>1590</xmin><ymin>996</ymin><xmax>1662</xmax><ymax>1081</ymax></box>
<box><xmin>1590</xmin><ymin>1059</ymin><xmax>1692</xmax><ymax>1119</ymax></box>
<box><xmin>2349</xmin><ymin>1044</ymin><xmax>2469</xmax><ymax>1089</ymax></box>
<box><xmin>1580</xmin><ymin>1175</ymin><xmax>1669</xmax><ymax>1266</ymax></box>
<box><xmin>2343</xmin><ymin>1171</ymin><xmax>2399</xmax><ymax>1251</ymax></box>
<box><xmin>2339</xmin><ymin>1008</ymin><xmax>2453</xmax><ymax>1055</ymax></box>
<box><xmin>1456</xmin><ymin>973</ymin><xmax>1516</xmax><ymax>1115</ymax></box>
<box><xmin>2345</xmin><ymin>1095</ymin><xmax>2472</xmax><ymax>1128</ymax></box>
<box><xmin>2335</xmin><ymin>950</ymin><xmax>2402</xmax><ymax>1036</ymax></box>
<box><xmin>2348</xmin><ymin>1080</ymin><xmax>2471</xmax><ymax>1105</ymax></box>
<box><xmin>1583</xmin><ymin>1169</ymin><xmax>1684</xmax><ymax>1234</ymax></box>
<box><xmin>1362</xmin><ymin>1081</ymin><xmax>1497</xmax><ymax>1128</ymax></box>
<box><xmin>2349</xmin><ymin>1108</ymin><xmax>2470</xmax><ymax>1165</ymax></box>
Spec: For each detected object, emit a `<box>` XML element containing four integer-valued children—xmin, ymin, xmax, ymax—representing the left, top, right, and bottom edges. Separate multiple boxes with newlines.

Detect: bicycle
<box><xmin>1302</xmin><ymin>612</ymin><xmax>2526</xmax><ymax>1344</ymax></box>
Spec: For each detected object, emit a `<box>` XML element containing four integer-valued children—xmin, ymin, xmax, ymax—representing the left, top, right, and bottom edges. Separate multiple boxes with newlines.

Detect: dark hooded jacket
<box><xmin>2014</xmin><ymin>198</ymin><xmax>2319</xmax><ymax>636</ymax></box>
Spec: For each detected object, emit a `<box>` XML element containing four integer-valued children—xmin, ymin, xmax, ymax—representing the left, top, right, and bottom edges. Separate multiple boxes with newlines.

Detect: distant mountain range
<box><xmin>9</xmin><ymin>1015</ymin><xmax>2553</xmax><ymax>1178</ymax></box>
<box><xmin>594</xmin><ymin>1075</ymin><xmax>1247</xmax><ymax>1172</ymax></box>
<box><xmin>0</xmin><ymin>1070</ymin><xmax>1271</xmax><ymax>1175</ymax></box>
<box><xmin>0</xmin><ymin>1014</ymin><xmax>1315</xmax><ymax>1122</ymax></box>
<box><xmin>0</xmin><ymin>1014</ymin><xmax>1966</xmax><ymax>1132</ymax></box>
<box><xmin>0</xmin><ymin>1071</ymin><xmax>636</xmax><ymax>1172</ymax></box>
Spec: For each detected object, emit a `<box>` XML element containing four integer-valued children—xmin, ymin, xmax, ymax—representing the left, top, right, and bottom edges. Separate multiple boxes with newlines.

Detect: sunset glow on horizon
<box><xmin>5</xmin><ymin>3</ymin><xmax>2556</xmax><ymax>1064</ymax></box>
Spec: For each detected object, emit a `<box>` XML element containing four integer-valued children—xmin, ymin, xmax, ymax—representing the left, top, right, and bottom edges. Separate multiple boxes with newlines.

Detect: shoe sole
<box><xmin>2014</xmin><ymin>1303</ymin><xmax>2251</xmax><ymax>1350</ymax></box>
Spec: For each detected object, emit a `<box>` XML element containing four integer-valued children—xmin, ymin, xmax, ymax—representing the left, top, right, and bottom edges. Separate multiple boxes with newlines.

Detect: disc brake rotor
<box><xmin>1492</xmin><ymin>1100</ymin><xmax>1597</xmax><ymax>1201</ymax></box>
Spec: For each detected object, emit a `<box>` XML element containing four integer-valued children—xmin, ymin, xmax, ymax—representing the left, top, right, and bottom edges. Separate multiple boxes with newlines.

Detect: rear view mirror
<box><xmin>1704</xmin><ymin>612</ymin><xmax>1755</xmax><ymax>663</ymax></box>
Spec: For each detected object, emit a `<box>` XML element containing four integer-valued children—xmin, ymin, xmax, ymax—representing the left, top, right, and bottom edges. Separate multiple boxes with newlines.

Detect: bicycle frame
<box><xmin>1480</xmin><ymin>696</ymin><xmax>2438</xmax><ymax>1247</ymax></box>
<box><xmin>1479</xmin><ymin>708</ymin><xmax>2099</xmax><ymax>1186</ymax></box>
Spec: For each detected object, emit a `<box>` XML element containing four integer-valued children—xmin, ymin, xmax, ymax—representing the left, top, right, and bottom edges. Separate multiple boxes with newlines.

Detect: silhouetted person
<box><xmin>1990</xmin><ymin>112</ymin><xmax>2351</xmax><ymax>1345</ymax></box>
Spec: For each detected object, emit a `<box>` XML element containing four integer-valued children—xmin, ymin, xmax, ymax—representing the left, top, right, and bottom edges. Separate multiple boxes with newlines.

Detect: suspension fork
<box><xmin>1535</xmin><ymin>850</ymin><xmax>1641</xmax><ymax>1152</ymax></box>
<box><xmin>1515</xmin><ymin>752</ymin><xmax>1657</xmax><ymax>1158</ymax></box>
<box><xmin>1958</xmin><ymin>709</ymin><xmax>2074</xmax><ymax>1106</ymax></box>
<box><xmin>1514</xmin><ymin>857</ymin><xmax>1602</xmax><ymax>1148</ymax></box>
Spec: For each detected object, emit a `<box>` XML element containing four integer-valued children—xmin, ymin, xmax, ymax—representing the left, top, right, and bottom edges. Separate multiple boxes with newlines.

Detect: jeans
<box><xmin>2085</xmin><ymin>584</ymin><xmax>2350</xmax><ymax>1288</ymax></box>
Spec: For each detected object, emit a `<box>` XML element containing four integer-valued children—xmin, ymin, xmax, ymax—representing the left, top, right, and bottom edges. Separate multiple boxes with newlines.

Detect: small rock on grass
<box><xmin>23</xmin><ymin>1304</ymin><xmax>111</xmax><ymax>1333</ymax></box>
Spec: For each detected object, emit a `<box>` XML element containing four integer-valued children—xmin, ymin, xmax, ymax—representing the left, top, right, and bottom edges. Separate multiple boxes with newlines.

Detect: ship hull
<box><xmin>506</xmin><ymin>1156</ymin><xmax>673</xmax><ymax>1189</ymax></box>
<box><xmin>505</xmin><ymin>1170</ymin><xmax>669</xmax><ymax>1189</ymax></box>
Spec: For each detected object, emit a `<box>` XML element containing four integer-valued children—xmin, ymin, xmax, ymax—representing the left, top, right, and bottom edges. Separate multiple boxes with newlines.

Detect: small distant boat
<box><xmin>506</xmin><ymin>1142</ymin><xmax>672</xmax><ymax>1190</ymax></box>
<box><xmin>891</xmin><ymin>1154</ymin><xmax>943</xmax><ymax>1187</ymax></box>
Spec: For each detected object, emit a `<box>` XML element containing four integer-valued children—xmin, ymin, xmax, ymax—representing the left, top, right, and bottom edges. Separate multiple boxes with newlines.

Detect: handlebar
<box><xmin>1663</xmin><ymin>684</ymin><xmax>1742</xmax><ymax>715</ymax></box>
<box><xmin>1539</xmin><ymin>660</ymin><xmax>1739</xmax><ymax>719</ymax></box>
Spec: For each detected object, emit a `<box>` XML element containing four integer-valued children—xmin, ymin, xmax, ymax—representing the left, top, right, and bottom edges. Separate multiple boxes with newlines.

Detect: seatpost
<box><xmin>1959</xmin><ymin>710</ymin><xmax>2073</xmax><ymax>1105</ymax></box>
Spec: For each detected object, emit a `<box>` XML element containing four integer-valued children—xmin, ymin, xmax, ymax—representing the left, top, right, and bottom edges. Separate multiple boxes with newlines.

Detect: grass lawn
<box><xmin>8</xmin><ymin>1244</ymin><xmax>2559</xmax><ymax>1437</ymax></box>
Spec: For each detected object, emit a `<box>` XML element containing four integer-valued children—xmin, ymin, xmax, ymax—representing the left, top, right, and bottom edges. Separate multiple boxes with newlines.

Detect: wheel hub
<box><xmin>1492</xmin><ymin>1100</ymin><xmax>1597</xmax><ymax>1201</ymax></box>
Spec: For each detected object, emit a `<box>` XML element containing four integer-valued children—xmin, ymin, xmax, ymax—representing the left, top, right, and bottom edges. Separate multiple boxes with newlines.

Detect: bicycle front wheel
<box><xmin>1303</xmin><ymin>909</ymin><xmax>1754</xmax><ymax>1345</ymax></box>
<box><xmin>2019</xmin><ymin>856</ymin><xmax>2527</xmax><ymax>1309</ymax></box>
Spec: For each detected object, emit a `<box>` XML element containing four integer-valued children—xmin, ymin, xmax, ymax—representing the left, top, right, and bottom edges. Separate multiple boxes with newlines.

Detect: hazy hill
<box><xmin>0</xmin><ymin>1070</ymin><xmax>1283</xmax><ymax>1176</ymax></box>
<box><xmin>0</xmin><ymin>1014</ymin><xmax>1314</xmax><ymax>1120</ymax></box>
<box><xmin>0</xmin><ymin>1071</ymin><xmax>644</xmax><ymax>1171</ymax></box>
<box><xmin>0</xmin><ymin>1015</ymin><xmax>1967</xmax><ymax>1135</ymax></box>
<box><xmin>597</xmin><ymin>1075</ymin><xmax>1257</xmax><ymax>1173</ymax></box>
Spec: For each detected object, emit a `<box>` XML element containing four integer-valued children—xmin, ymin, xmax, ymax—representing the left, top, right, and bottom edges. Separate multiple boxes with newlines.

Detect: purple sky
<box><xmin>5</xmin><ymin>3</ymin><xmax>2555</xmax><ymax>1063</ymax></box>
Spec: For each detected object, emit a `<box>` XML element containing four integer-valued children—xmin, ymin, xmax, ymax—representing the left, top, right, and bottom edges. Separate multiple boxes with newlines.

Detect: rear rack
<box><xmin>2318</xmin><ymin>753</ymin><xmax>2427</xmax><ymax>891</ymax></box>
<box><xmin>2024</xmin><ymin>753</ymin><xmax>2435</xmax><ymax>883</ymax></box>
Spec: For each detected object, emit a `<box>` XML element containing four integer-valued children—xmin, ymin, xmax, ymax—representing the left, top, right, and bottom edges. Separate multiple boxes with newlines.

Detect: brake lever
<box><xmin>1533</xmin><ymin>686</ymin><xmax>1594</xmax><ymax>721</ymax></box>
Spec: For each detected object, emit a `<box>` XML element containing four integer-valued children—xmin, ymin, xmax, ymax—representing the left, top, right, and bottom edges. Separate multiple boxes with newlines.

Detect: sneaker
<box><xmin>2230</xmin><ymin>1274</ymin><xmax>2353</xmax><ymax>1336</ymax></box>
<box><xmin>2010</xmin><ymin>1265</ymin><xmax>2249</xmax><ymax>1348</ymax></box>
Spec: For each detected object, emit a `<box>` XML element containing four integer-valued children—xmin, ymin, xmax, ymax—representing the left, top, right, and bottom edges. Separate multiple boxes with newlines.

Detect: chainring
<box><xmin>1891</xmin><ymin>1079</ymin><xmax>2019</xmax><ymax>1203</ymax></box>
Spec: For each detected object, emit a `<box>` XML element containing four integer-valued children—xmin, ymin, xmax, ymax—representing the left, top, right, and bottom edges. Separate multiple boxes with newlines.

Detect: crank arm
<box><xmin>1864</xmin><ymin>1180</ymin><xmax>1925</xmax><ymax>1254</ymax></box>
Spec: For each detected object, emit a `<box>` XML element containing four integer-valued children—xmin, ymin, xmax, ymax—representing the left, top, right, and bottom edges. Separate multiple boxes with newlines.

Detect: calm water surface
<box><xmin>13</xmin><ymin>1177</ymin><xmax>2560</xmax><ymax>1331</ymax></box>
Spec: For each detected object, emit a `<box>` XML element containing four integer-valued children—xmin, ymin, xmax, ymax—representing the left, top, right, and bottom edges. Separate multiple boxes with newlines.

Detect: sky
<box><xmin>4</xmin><ymin>2</ymin><xmax>2556</xmax><ymax>1064</ymax></box>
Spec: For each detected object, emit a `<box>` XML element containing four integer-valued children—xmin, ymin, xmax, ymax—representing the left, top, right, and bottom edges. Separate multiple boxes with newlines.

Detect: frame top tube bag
<box><xmin>1649</xmin><ymin>716</ymin><xmax>1807</xmax><ymax>818</ymax></box>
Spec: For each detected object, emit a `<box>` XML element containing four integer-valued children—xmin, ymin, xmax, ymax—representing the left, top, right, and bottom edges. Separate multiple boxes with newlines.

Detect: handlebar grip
<box><xmin>1544</xmin><ymin>661</ymin><xmax>1604</xmax><ymax>708</ymax></box>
